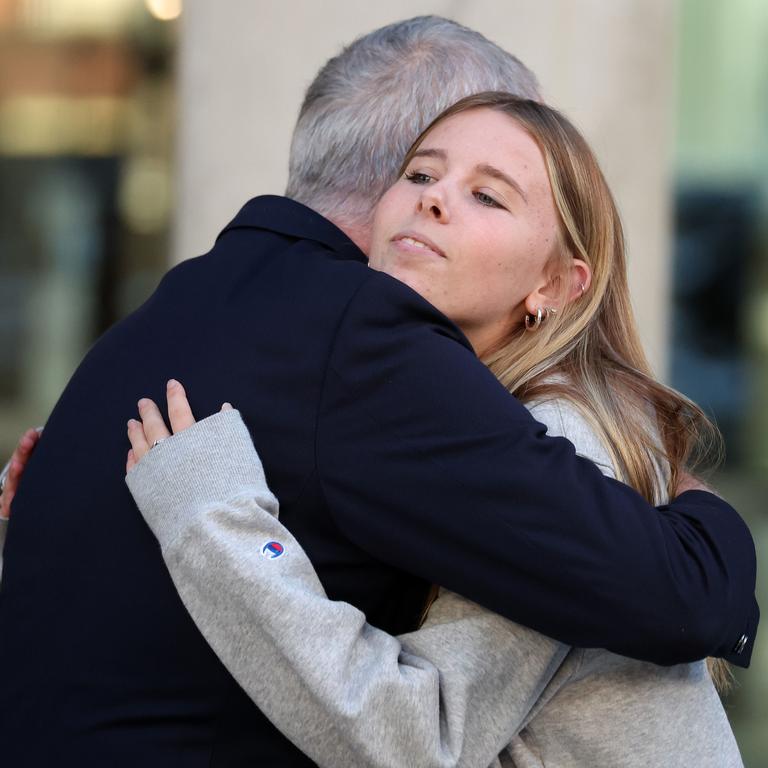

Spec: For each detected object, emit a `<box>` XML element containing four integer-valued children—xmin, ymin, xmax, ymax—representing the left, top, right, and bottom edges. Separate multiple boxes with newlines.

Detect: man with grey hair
<box><xmin>286</xmin><ymin>15</ymin><xmax>540</xmax><ymax>248</ymax></box>
<box><xmin>0</xmin><ymin>16</ymin><xmax>756</xmax><ymax>767</ymax></box>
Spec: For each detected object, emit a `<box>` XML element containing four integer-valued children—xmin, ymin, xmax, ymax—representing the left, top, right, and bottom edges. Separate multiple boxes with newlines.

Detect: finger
<box><xmin>6</xmin><ymin>456</ymin><xmax>24</xmax><ymax>491</ymax></box>
<box><xmin>166</xmin><ymin>379</ymin><xmax>196</xmax><ymax>433</ymax></box>
<box><xmin>7</xmin><ymin>428</ymin><xmax>38</xmax><ymax>485</ymax></box>
<box><xmin>127</xmin><ymin>419</ymin><xmax>151</xmax><ymax>462</ymax></box>
<box><xmin>0</xmin><ymin>487</ymin><xmax>14</xmax><ymax>519</ymax></box>
<box><xmin>137</xmin><ymin>398</ymin><xmax>171</xmax><ymax>446</ymax></box>
<box><xmin>0</xmin><ymin>427</ymin><xmax>43</xmax><ymax>519</ymax></box>
<box><xmin>2</xmin><ymin>455</ymin><xmax>25</xmax><ymax>515</ymax></box>
<box><xmin>15</xmin><ymin>428</ymin><xmax>40</xmax><ymax>462</ymax></box>
<box><xmin>221</xmin><ymin>402</ymin><xmax>233</xmax><ymax>411</ymax></box>
<box><xmin>126</xmin><ymin>449</ymin><xmax>137</xmax><ymax>473</ymax></box>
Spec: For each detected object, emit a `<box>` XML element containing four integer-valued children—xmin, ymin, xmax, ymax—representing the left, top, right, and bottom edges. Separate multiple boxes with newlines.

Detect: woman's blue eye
<box><xmin>404</xmin><ymin>171</ymin><xmax>433</xmax><ymax>184</ymax></box>
<box><xmin>475</xmin><ymin>191</ymin><xmax>501</xmax><ymax>208</ymax></box>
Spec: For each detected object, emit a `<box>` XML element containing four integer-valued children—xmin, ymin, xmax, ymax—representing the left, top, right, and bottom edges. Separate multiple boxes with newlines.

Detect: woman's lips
<box><xmin>392</xmin><ymin>232</ymin><xmax>446</xmax><ymax>258</ymax></box>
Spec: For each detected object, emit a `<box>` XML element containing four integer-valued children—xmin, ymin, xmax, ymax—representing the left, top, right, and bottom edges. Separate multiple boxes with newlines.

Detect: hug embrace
<box><xmin>0</xmin><ymin>16</ymin><xmax>758</xmax><ymax>768</ymax></box>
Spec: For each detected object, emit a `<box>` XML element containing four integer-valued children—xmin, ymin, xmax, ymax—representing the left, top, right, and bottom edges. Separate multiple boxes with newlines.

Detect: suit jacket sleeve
<box><xmin>316</xmin><ymin>271</ymin><xmax>758</xmax><ymax>666</ymax></box>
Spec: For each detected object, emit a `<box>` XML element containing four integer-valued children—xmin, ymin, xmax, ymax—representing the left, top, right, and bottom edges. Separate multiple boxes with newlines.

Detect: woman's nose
<box><xmin>417</xmin><ymin>186</ymin><xmax>449</xmax><ymax>222</ymax></box>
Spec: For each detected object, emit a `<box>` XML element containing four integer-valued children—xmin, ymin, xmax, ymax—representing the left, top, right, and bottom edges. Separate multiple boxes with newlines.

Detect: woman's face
<box><xmin>369</xmin><ymin>108</ymin><xmax>561</xmax><ymax>354</ymax></box>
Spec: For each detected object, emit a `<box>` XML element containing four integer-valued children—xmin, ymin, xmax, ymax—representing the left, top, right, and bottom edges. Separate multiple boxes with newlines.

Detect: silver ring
<box><xmin>151</xmin><ymin>439</ymin><xmax>165</xmax><ymax>449</ymax></box>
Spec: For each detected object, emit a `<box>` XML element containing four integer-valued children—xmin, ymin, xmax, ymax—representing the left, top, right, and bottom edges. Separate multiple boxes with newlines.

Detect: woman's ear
<box><xmin>567</xmin><ymin>258</ymin><xmax>591</xmax><ymax>303</ymax></box>
<box><xmin>524</xmin><ymin>258</ymin><xmax>592</xmax><ymax>317</ymax></box>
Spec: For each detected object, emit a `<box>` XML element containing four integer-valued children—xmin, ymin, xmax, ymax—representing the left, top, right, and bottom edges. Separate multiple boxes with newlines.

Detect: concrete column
<box><xmin>175</xmin><ymin>0</ymin><xmax>674</xmax><ymax>376</ymax></box>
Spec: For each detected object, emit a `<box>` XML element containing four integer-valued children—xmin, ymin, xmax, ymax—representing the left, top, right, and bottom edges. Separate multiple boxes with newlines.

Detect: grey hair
<box><xmin>285</xmin><ymin>15</ymin><xmax>540</xmax><ymax>227</ymax></box>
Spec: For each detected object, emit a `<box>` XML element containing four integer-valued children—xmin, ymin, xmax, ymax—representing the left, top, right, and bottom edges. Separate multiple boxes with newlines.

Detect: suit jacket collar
<box><xmin>218</xmin><ymin>195</ymin><xmax>366</xmax><ymax>264</ymax></box>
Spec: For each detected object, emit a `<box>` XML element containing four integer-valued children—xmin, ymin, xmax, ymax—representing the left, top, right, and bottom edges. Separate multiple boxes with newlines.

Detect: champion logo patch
<box><xmin>261</xmin><ymin>541</ymin><xmax>285</xmax><ymax>559</ymax></box>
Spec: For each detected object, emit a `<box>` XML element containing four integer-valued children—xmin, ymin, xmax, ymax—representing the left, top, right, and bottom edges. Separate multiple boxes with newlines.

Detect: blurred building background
<box><xmin>0</xmin><ymin>0</ymin><xmax>766</xmax><ymax>763</ymax></box>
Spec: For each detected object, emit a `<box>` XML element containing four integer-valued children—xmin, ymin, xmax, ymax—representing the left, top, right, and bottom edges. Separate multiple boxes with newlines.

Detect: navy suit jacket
<box><xmin>0</xmin><ymin>196</ymin><xmax>758</xmax><ymax>766</ymax></box>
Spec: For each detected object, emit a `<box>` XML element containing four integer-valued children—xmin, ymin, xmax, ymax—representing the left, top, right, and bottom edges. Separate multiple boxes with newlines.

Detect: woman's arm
<box><xmin>126</xmin><ymin>395</ymin><xmax>568</xmax><ymax>768</ymax></box>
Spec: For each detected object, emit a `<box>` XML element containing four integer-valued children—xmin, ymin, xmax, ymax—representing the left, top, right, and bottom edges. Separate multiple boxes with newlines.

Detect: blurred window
<box><xmin>674</xmin><ymin>1</ymin><xmax>768</xmax><ymax>763</ymax></box>
<box><xmin>0</xmin><ymin>0</ymin><xmax>177</xmax><ymax>449</ymax></box>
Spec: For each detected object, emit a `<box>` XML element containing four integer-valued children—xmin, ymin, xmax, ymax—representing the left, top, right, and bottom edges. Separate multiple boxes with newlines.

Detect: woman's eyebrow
<box><xmin>475</xmin><ymin>163</ymin><xmax>528</xmax><ymax>204</ymax></box>
<box><xmin>412</xmin><ymin>148</ymin><xmax>447</xmax><ymax>161</ymax></box>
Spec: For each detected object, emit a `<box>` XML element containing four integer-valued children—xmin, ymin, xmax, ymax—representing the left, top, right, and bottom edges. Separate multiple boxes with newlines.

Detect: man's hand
<box><xmin>0</xmin><ymin>428</ymin><xmax>42</xmax><ymax>519</ymax></box>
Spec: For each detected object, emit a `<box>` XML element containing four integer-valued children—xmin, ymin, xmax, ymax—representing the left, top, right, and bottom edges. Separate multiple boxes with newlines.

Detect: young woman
<box><xmin>125</xmin><ymin>93</ymin><xmax>743</xmax><ymax>767</ymax></box>
<box><xmin>11</xmin><ymin>93</ymin><xmax>746</xmax><ymax>766</ymax></box>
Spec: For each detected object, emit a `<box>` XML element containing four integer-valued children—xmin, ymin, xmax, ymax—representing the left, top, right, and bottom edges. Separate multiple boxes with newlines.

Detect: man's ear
<box><xmin>524</xmin><ymin>258</ymin><xmax>592</xmax><ymax>316</ymax></box>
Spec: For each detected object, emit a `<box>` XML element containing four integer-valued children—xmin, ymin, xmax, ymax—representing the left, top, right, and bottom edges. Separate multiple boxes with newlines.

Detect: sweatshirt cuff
<box><xmin>125</xmin><ymin>409</ymin><xmax>278</xmax><ymax>551</ymax></box>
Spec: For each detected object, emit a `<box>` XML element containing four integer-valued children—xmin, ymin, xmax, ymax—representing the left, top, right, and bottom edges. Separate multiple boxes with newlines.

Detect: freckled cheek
<box><xmin>378</xmin><ymin>185</ymin><xmax>417</xmax><ymax>221</ymax></box>
<box><xmin>473</xmin><ymin>238</ymin><xmax>527</xmax><ymax>282</ymax></box>
<box><xmin>446</xmin><ymin>258</ymin><xmax>495</xmax><ymax>317</ymax></box>
<box><xmin>515</xmin><ymin>223</ymin><xmax>553</xmax><ymax>270</ymax></box>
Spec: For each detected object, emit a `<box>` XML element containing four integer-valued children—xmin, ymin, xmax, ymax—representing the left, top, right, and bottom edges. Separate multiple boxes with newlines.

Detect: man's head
<box><xmin>285</xmin><ymin>15</ymin><xmax>540</xmax><ymax>250</ymax></box>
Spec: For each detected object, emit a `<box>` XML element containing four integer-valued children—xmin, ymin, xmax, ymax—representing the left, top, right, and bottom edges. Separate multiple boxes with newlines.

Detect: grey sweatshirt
<box><xmin>1</xmin><ymin>403</ymin><xmax>743</xmax><ymax>766</ymax></box>
<box><xmin>123</xmin><ymin>401</ymin><xmax>743</xmax><ymax>767</ymax></box>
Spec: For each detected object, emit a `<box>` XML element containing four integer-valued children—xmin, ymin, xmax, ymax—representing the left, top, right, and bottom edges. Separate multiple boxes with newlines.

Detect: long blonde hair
<box><xmin>406</xmin><ymin>92</ymin><xmax>729</xmax><ymax>690</ymax></box>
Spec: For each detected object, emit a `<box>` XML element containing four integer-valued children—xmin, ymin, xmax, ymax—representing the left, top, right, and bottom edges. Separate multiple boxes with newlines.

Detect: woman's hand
<box><xmin>126</xmin><ymin>379</ymin><xmax>232</xmax><ymax>473</ymax></box>
<box><xmin>0</xmin><ymin>428</ymin><xmax>42</xmax><ymax>519</ymax></box>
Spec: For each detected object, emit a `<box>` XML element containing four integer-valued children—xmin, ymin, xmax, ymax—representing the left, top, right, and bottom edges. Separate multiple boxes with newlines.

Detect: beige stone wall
<box><xmin>175</xmin><ymin>0</ymin><xmax>674</xmax><ymax>375</ymax></box>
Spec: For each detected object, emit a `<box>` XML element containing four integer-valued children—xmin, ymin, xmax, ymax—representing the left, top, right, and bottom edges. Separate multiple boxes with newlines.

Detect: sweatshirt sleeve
<box><xmin>126</xmin><ymin>409</ymin><xmax>569</xmax><ymax>768</ymax></box>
